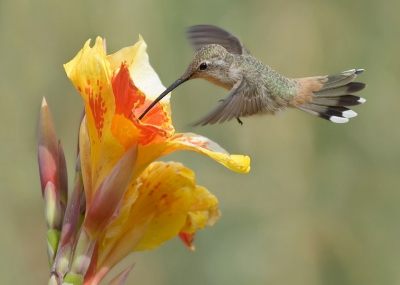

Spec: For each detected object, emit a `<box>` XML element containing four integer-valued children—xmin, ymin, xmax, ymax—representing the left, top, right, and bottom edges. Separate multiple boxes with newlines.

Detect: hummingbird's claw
<box><xmin>218</xmin><ymin>99</ymin><xmax>225</xmax><ymax>103</ymax></box>
<box><xmin>236</xmin><ymin>117</ymin><xmax>243</xmax><ymax>125</ymax></box>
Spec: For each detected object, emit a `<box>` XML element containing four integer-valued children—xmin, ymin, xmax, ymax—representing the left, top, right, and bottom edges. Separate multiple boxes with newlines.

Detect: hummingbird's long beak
<box><xmin>138</xmin><ymin>77</ymin><xmax>189</xmax><ymax>120</ymax></box>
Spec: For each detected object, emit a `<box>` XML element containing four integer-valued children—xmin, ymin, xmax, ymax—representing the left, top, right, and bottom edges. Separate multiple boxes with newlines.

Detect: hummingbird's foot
<box><xmin>236</xmin><ymin>117</ymin><xmax>243</xmax><ymax>125</ymax></box>
<box><xmin>218</xmin><ymin>99</ymin><xmax>225</xmax><ymax>103</ymax></box>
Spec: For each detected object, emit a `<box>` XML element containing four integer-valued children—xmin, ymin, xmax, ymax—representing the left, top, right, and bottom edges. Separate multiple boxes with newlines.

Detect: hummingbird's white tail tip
<box><xmin>329</xmin><ymin>116</ymin><xmax>349</xmax><ymax>123</ymax></box>
<box><xmin>342</xmin><ymin>110</ymin><xmax>358</xmax><ymax>118</ymax></box>
<box><xmin>297</xmin><ymin>105</ymin><xmax>357</xmax><ymax>123</ymax></box>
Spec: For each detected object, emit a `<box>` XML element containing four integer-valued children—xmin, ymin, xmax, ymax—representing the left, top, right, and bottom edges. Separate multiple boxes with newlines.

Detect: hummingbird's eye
<box><xmin>199</xmin><ymin>62</ymin><xmax>208</xmax><ymax>71</ymax></box>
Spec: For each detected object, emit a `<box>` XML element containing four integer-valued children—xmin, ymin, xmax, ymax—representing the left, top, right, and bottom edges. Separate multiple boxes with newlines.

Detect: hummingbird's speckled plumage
<box><xmin>139</xmin><ymin>25</ymin><xmax>366</xmax><ymax>125</ymax></box>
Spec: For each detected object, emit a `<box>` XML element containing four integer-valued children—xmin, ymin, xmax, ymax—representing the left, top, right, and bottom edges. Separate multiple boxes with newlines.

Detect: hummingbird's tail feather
<box><xmin>297</xmin><ymin>105</ymin><xmax>358</xmax><ymax>123</ymax></box>
<box><xmin>296</xmin><ymin>69</ymin><xmax>366</xmax><ymax>123</ymax></box>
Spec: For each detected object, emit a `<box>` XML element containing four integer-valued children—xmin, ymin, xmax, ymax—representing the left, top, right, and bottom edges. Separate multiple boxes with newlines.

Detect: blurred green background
<box><xmin>1</xmin><ymin>0</ymin><xmax>399</xmax><ymax>284</ymax></box>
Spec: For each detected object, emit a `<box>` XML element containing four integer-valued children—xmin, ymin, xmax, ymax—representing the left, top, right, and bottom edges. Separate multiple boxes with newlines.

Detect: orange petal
<box><xmin>178</xmin><ymin>232</ymin><xmax>195</xmax><ymax>251</ymax></box>
<box><xmin>110</xmin><ymin>63</ymin><xmax>141</xmax><ymax>151</ymax></box>
<box><xmin>107</xmin><ymin>36</ymin><xmax>174</xmax><ymax>139</ymax></box>
<box><xmin>107</xmin><ymin>36</ymin><xmax>169</xmax><ymax>105</ymax></box>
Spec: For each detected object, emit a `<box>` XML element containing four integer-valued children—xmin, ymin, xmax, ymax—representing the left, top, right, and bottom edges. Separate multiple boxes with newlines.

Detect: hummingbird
<box><xmin>138</xmin><ymin>25</ymin><xmax>366</xmax><ymax>126</ymax></box>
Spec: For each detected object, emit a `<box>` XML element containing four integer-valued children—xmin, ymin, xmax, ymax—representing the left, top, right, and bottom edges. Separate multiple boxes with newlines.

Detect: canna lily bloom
<box><xmin>63</xmin><ymin>36</ymin><xmax>250</xmax><ymax>284</ymax></box>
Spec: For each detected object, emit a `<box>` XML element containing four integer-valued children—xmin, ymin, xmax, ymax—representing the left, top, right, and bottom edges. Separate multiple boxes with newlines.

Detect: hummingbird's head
<box><xmin>179</xmin><ymin>44</ymin><xmax>234</xmax><ymax>87</ymax></box>
<box><xmin>138</xmin><ymin>45</ymin><xmax>234</xmax><ymax>120</ymax></box>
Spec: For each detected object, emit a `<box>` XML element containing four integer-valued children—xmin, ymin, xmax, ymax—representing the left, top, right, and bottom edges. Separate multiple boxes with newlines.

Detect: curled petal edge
<box><xmin>164</xmin><ymin>133</ymin><xmax>250</xmax><ymax>174</ymax></box>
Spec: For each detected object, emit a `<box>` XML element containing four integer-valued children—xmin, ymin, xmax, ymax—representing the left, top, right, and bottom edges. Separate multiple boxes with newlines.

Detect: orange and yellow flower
<box><xmin>63</xmin><ymin>36</ymin><xmax>250</xmax><ymax>284</ymax></box>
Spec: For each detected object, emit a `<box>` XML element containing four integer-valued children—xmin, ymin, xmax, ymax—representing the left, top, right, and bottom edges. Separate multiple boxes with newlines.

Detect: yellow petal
<box><xmin>96</xmin><ymin>161</ymin><xmax>197</xmax><ymax>272</ymax></box>
<box><xmin>133</xmin><ymin>162</ymin><xmax>196</xmax><ymax>251</ymax></box>
<box><xmin>180</xmin><ymin>186</ymin><xmax>221</xmax><ymax>234</ymax></box>
<box><xmin>64</xmin><ymin>37</ymin><xmax>125</xmax><ymax>193</ymax></box>
<box><xmin>189</xmin><ymin>185</ymin><xmax>219</xmax><ymax>211</ymax></box>
<box><xmin>78</xmin><ymin>116</ymin><xmax>93</xmax><ymax>203</ymax></box>
<box><xmin>165</xmin><ymin>133</ymin><xmax>251</xmax><ymax>173</ymax></box>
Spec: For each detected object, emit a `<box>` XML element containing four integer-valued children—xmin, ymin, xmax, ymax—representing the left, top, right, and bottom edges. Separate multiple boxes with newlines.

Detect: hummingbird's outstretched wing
<box><xmin>186</xmin><ymin>25</ymin><xmax>245</xmax><ymax>55</ymax></box>
<box><xmin>192</xmin><ymin>75</ymin><xmax>263</xmax><ymax>126</ymax></box>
